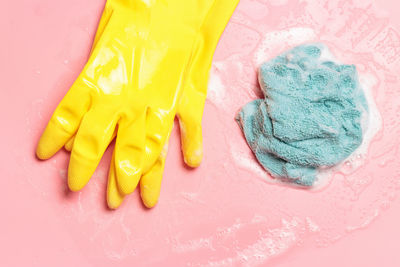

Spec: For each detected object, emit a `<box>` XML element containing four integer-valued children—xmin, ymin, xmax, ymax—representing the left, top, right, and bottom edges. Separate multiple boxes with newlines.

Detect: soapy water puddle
<box><xmin>22</xmin><ymin>0</ymin><xmax>400</xmax><ymax>266</ymax></box>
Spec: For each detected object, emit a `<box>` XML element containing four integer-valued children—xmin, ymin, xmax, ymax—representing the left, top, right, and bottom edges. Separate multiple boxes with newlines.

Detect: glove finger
<box><xmin>177</xmin><ymin>93</ymin><xmax>204</xmax><ymax>168</ymax></box>
<box><xmin>36</xmin><ymin>82</ymin><xmax>90</xmax><ymax>159</ymax></box>
<box><xmin>68</xmin><ymin>108</ymin><xmax>117</xmax><ymax>191</ymax></box>
<box><xmin>115</xmin><ymin>110</ymin><xmax>146</xmax><ymax>195</ymax></box>
<box><xmin>142</xmin><ymin>108</ymin><xmax>173</xmax><ymax>172</ymax></box>
<box><xmin>107</xmin><ymin>149</ymin><xmax>125</xmax><ymax>209</ymax></box>
<box><xmin>140</xmin><ymin>147</ymin><xmax>167</xmax><ymax>208</ymax></box>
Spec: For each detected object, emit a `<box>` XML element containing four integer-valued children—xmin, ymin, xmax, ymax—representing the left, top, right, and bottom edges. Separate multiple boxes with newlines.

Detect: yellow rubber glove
<box><xmin>36</xmin><ymin>0</ymin><xmax>239</xmax><ymax>208</ymax></box>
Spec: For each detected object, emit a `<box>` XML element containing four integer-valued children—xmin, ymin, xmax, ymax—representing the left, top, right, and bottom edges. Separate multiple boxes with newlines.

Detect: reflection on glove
<box><xmin>36</xmin><ymin>0</ymin><xmax>238</xmax><ymax>208</ymax></box>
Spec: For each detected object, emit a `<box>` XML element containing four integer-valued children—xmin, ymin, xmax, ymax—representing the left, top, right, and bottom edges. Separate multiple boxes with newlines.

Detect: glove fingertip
<box><xmin>179</xmin><ymin>119</ymin><xmax>203</xmax><ymax>168</ymax></box>
<box><xmin>36</xmin><ymin>130</ymin><xmax>62</xmax><ymax>160</ymax></box>
<box><xmin>140</xmin><ymin>181</ymin><xmax>161</xmax><ymax>208</ymax></box>
<box><xmin>107</xmin><ymin>192</ymin><xmax>124</xmax><ymax>210</ymax></box>
<box><xmin>36</xmin><ymin>143</ymin><xmax>51</xmax><ymax>160</ymax></box>
<box><xmin>183</xmin><ymin>148</ymin><xmax>203</xmax><ymax>168</ymax></box>
<box><xmin>141</xmin><ymin>190</ymin><xmax>159</xmax><ymax>209</ymax></box>
<box><xmin>64</xmin><ymin>137</ymin><xmax>75</xmax><ymax>152</ymax></box>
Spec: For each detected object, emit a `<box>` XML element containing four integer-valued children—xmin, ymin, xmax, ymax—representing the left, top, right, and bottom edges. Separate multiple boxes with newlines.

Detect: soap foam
<box><xmin>254</xmin><ymin>27</ymin><xmax>317</xmax><ymax>67</ymax></box>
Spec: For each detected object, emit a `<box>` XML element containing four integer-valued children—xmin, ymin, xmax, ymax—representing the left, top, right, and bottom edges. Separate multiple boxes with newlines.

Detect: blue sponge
<box><xmin>236</xmin><ymin>43</ymin><xmax>368</xmax><ymax>186</ymax></box>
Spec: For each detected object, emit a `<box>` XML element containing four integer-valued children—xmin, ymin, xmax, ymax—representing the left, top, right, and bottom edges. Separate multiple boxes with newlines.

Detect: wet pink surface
<box><xmin>2</xmin><ymin>0</ymin><xmax>400</xmax><ymax>266</ymax></box>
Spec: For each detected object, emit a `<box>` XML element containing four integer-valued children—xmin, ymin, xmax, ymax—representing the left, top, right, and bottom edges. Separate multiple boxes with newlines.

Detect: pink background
<box><xmin>2</xmin><ymin>0</ymin><xmax>400</xmax><ymax>266</ymax></box>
